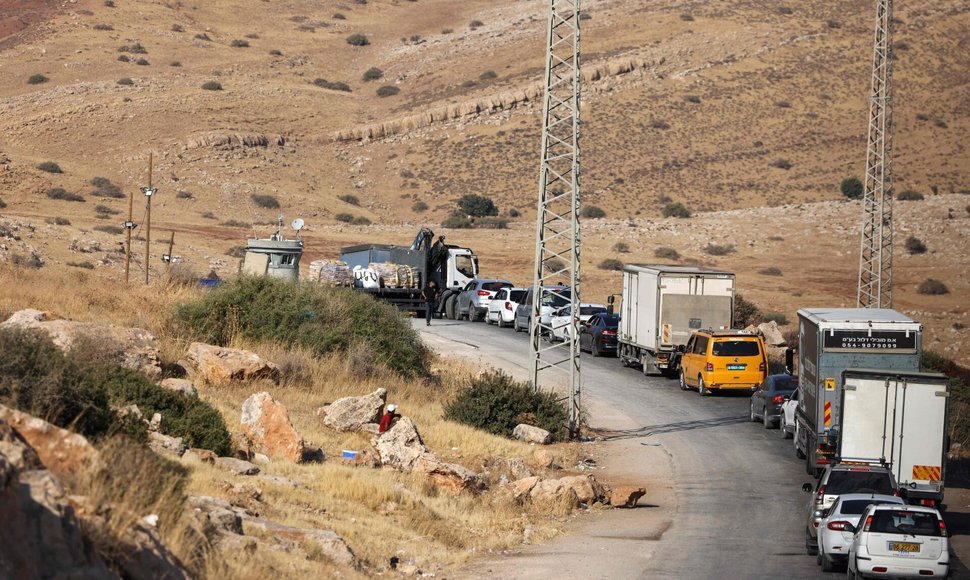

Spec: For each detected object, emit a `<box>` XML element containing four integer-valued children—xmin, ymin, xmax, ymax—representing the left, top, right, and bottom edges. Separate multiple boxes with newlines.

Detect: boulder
<box><xmin>532</xmin><ymin>449</ymin><xmax>556</xmax><ymax>469</ymax></box>
<box><xmin>148</xmin><ymin>432</ymin><xmax>188</xmax><ymax>458</ymax></box>
<box><xmin>0</xmin><ymin>405</ymin><xmax>100</xmax><ymax>478</ymax></box>
<box><xmin>513</xmin><ymin>424</ymin><xmax>552</xmax><ymax>445</ymax></box>
<box><xmin>243</xmin><ymin>518</ymin><xmax>357</xmax><ymax>567</ymax></box>
<box><xmin>187</xmin><ymin>496</ymin><xmax>244</xmax><ymax>536</ymax></box>
<box><xmin>507</xmin><ymin>476</ymin><xmax>541</xmax><ymax>502</ymax></box>
<box><xmin>0</xmin><ymin>309</ymin><xmax>162</xmax><ymax>379</ymax></box>
<box><xmin>609</xmin><ymin>485</ymin><xmax>647</xmax><ymax>508</ymax></box>
<box><xmin>186</xmin><ymin>342</ymin><xmax>280</xmax><ymax>387</ymax></box>
<box><xmin>0</xmin><ymin>419</ymin><xmax>42</xmax><ymax>472</ymax></box>
<box><xmin>159</xmin><ymin>378</ymin><xmax>198</xmax><ymax>397</ymax></box>
<box><xmin>757</xmin><ymin>320</ymin><xmax>787</xmax><ymax>347</ymax></box>
<box><xmin>116</xmin><ymin>521</ymin><xmax>191</xmax><ymax>580</ymax></box>
<box><xmin>240</xmin><ymin>392</ymin><xmax>307</xmax><ymax>463</ymax></box>
<box><xmin>215</xmin><ymin>457</ymin><xmax>260</xmax><ymax>476</ymax></box>
<box><xmin>222</xmin><ymin>482</ymin><xmax>263</xmax><ymax>515</ymax></box>
<box><xmin>258</xmin><ymin>474</ymin><xmax>306</xmax><ymax>490</ymax></box>
<box><xmin>321</xmin><ymin>388</ymin><xmax>387</xmax><ymax>432</ymax></box>
<box><xmin>371</xmin><ymin>417</ymin><xmax>428</xmax><ymax>470</ymax></box>
<box><xmin>556</xmin><ymin>475</ymin><xmax>610</xmax><ymax>504</ymax></box>
<box><xmin>413</xmin><ymin>454</ymin><xmax>482</xmax><ymax>494</ymax></box>
<box><xmin>529</xmin><ymin>478</ymin><xmax>581</xmax><ymax>508</ymax></box>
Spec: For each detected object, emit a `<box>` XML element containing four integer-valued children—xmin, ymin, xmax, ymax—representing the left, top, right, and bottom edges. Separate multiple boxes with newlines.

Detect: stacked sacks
<box><xmin>308</xmin><ymin>260</ymin><xmax>354</xmax><ymax>287</ymax></box>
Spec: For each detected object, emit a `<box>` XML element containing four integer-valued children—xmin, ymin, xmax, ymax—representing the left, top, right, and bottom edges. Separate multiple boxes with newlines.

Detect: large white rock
<box><xmin>186</xmin><ymin>343</ymin><xmax>280</xmax><ymax>387</ymax></box>
<box><xmin>371</xmin><ymin>417</ymin><xmax>428</xmax><ymax>470</ymax></box>
<box><xmin>513</xmin><ymin>423</ymin><xmax>552</xmax><ymax>445</ymax></box>
<box><xmin>322</xmin><ymin>388</ymin><xmax>387</xmax><ymax>432</ymax></box>
<box><xmin>240</xmin><ymin>392</ymin><xmax>307</xmax><ymax>463</ymax></box>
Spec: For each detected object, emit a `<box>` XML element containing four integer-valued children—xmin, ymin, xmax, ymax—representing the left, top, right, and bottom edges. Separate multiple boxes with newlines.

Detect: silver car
<box><xmin>456</xmin><ymin>278</ymin><xmax>513</xmax><ymax>321</ymax></box>
<box><xmin>513</xmin><ymin>285</ymin><xmax>571</xmax><ymax>333</ymax></box>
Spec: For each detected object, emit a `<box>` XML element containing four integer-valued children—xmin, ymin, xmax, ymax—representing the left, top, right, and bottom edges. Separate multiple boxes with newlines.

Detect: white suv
<box><xmin>845</xmin><ymin>503</ymin><xmax>949</xmax><ymax>579</ymax></box>
<box><xmin>456</xmin><ymin>278</ymin><xmax>513</xmax><ymax>321</ymax></box>
<box><xmin>816</xmin><ymin>493</ymin><xmax>904</xmax><ymax>572</ymax></box>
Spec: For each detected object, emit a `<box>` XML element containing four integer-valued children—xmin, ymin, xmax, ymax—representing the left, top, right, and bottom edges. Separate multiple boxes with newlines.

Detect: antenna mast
<box><xmin>531</xmin><ymin>0</ymin><xmax>582</xmax><ymax>438</ymax></box>
<box><xmin>857</xmin><ymin>0</ymin><xmax>895</xmax><ymax>308</ymax></box>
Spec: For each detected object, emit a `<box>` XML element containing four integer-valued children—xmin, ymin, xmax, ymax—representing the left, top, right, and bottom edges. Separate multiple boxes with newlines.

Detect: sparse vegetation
<box><xmin>0</xmin><ymin>198</ymin><xmax>6</xmax><ymax>209</ymax></box>
<box><xmin>230</xmin><ymin>39</ymin><xmax>250</xmax><ymax>48</ymax></box>
<box><xmin>758</xmin><ymin>267</ymin><xmax>783</xmax><ymax>276</ymax></box>
<box><xmin>734</xmin><ymin>294</ymin><xmax>763</xmax><ymax>328</ymax></box>
<box><xmin>94</xmin><ymin>204</ymin><xmax>120</xmax><ymax>216</ymax></box>
<box><xmin>896</xmin><ymin>189</ymin><xmax>924</xmax><ymax>201</ymax></box>
<box><xmin>37</xmin><ymin>161</ymin><xmax>63</xmax><ymax>173</ymax></box>
<box><xmin>93</xmin><ymin>23</ymin><xmax>113</xmax><ymax>31</ymax></box>
<box><xmin>441</xmin><ymin>215</ymin><xmax>472</xmax><ymax>229</ymax></box>
<box><xmin>841</xmin><ymin>176</ymin><xmax>864</xmax><ymax>200</ymax></box>
<box><xmin>684</xmin><ymin>95</ymin><xmax>701</xmax><ymax>104</ymax></box>
<box><xmin>704</xmin><ymin>243</ymin><xmax>735</xmax><ymax>256</ymax></box>
<box><xmin>94</xmin><ymin>225</ymin><xmax>124</xmax><ymax>235</ymax></box>
<box><xmin>90</xmin><ymin>177</ymin><xmax>124</xmax><ymax>198</ymax></box>
<box><xmin>118</xmin><ymin>43</ymin><xmax>147</xmax><ymax>54</ymax></box>
<box><xmin>313</xmin><ymin>78</ymin><xmax>351</xmax><ymax>92</ymax></box>
<box><xmin>47</xmin><ymin>188</ymin><xmax>84</xmax><ymax>202</ymax></box>
<box><xmin>771</xmin><ymin>158</ymin><xmax>792</xmax><ymax>170</ymax></box>
<box><xmin>171</xmin><ymin>24</ymin><xmax>184</xmax><ymax>32</ymax></box>
<box><xmin>469</xmin><ymin>20</ymin><xmax>484</xmax><ymax>28</ymax></box>
<box><xmin>135</xmin><ymin>58</ymin><xmax>149</xmax><ymax>66</ymax></box>
<box><xmin>479</xmin><ymin>70</ymin><xmax>497</xmax><ymax>80</ymax></box>
<box><xmin>444</xmin><ymin>369</ymin><xmax>567</xmax><ymax>441</ymax></box>
<box><xmin>176</xmin><ymin>190</ymin><xmax>192</xmax><ymax>199</ymax></box>
<box><xmin>116</xmin><ymin>77</ymin><xmax>134</xmax><ymax>86</ymax></box>
<box><xmin>269</xmin><ymin>49</ymin><xmax>282</xmax><ymax>56</ymax></box>
<box><xmin>68</xmin><ymin>261</ymin><xmax>95</xmax><ymax>269</ymax></box>
<box><xmin>651</xmin><ymin>119</ymin><xmax>671</xmax><ymax>130</ymax></box>
<box><xmin>201</xmin><ymin>81</ymin><xmax>223</xmax><ymax>91</ymax></box>
<box><xmin>45</xmin><ymin>217</ymin><xmax>70</xmax><ymax>226</ymax></box>
<box><xmin>338</xmin><ymin>194</ymin><xmax>360</xmax><ymax>206</ymax></box>
<box><xmin>362</xmin><ymin>67</ymin><xmax>383</xmax><ymax>81</ymax></box>
<box><xmin>654</xmin><ymin>247</ymin><xmax>680</xmax><ymax>260</ymax></box>
<box><xmin>662</xmin><ymin>202</ymin><xmax>691</xmax><ymax>218</ymax></box>
<box><xmin>508</xmin><ymin>208</ymin><xmax>521</xmax><ymax>218</ymax></box>
<box><xmin>117</xmin><ymin>55</ymin><xmax>130</xmax><ymax>62</ymax></box>
<box><xmin>598</xmin><ymin>259</ymin><xmax>624</xmax><ymax>271</ymax></box>
<box><xmin>376</xmin><ymin>85</ymin><xmax>400</xmax><ymax>97</ymax></box>
<box><xmin>333</xmin><ymin>13</ymin><xmax>346</xmax><ymax>20</ymax></box>
<box><xmin>580</xmin><ymin>205</ymin><xmax>606</xmax><ymax>219</ymax></box>
<box><xmin>917</xmin><ymin>278</ymin><xmax>949</xmax><ymax>295</ymax></box>
<box><xmin>762</xmin><ymin>312</ymin><xmax>790</xmax><ymax>325</ymax></box>
<box><xmin>194</xmin><ymin>33</ymin><xmax>211</xmax><ymax>41</ymax></box>
<box><xmin>251</xmin><ymin>194</ymin><xmax>280</xmax><ymax>209</ymax></box>
<box><xmin>905</xmin><ymin>236</ymin><xmax>927</xmax><ymax>255</ymax></box>
<box><xmin>346</xmin><ymin>34</ymin><xmax>370</xmax><ymax>46</ymax></box>
<box><xmin>27</xmin><ymin>74</ymin><xmax>49</xmax><ymax>85</ymax></box>
<box><xmin>778</xmin><ymin>6</ymin><xmax>793</xmax><ymax>15</ymax></box>
<box><xmin>219</xmin><ymin>219</ymin><xmax>249</xmax><ymax>228</ymax></box>
<box><xmin>11</xmin><ymin>253</ymin><xmax>43</xmax><ymax>269</ymax></box>
<box><xmin>612</xmin><ymin>242</ymin><xmax>630</xmax><ymax>253</ymax></box>
<box><xmin>680</xmin><ymin>13</ymin><xmax>694</xmax><ymax>22</ymax></box>
<box><xmin>411</xmin><ymin>201</ymin><xmax>429</xmax><ymax>212</ymax></box>
<box><xmin>457</xmin><ymin>194</ymin><xmax>498</xmax><ymax>217</ymax></box>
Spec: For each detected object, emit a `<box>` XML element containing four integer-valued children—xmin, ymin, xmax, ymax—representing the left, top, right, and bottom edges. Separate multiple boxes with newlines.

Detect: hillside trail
<box><xmin>419</xmin><ymin>327</ymin><xmax>675</xmax><ymax>579</ymax></box>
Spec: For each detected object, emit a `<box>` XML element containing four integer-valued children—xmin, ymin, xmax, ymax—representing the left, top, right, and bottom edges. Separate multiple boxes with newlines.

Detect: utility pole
<box><xmin>123</xmin><ymin>180</ymin><xmax>137</xmax><ymax>284</ymax></box>
<box><xmin>531</xmin><ymin>0</ymin><xmax>582</xmax><ymax>438</ymax></box>
<box><xmin>142</xmin><ymin>153</ymin><xmax>157</xmax><ymax>285</ymax></box>
<box><xmin>164</xmin><ymin>231</ymin><xmax>175</xmax><ymax>268</ymax></box>
<box><xmin>857</xmin><ymin>0</ymin><xmax>894</xmax><ymax>308</ymax></box>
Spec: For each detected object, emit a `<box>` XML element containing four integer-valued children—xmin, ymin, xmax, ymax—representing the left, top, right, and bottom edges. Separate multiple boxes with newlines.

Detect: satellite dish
<box><xmin>291</xmin><ymin>218</ymin><xmax>305</xmax><ymax>232</ymax></box>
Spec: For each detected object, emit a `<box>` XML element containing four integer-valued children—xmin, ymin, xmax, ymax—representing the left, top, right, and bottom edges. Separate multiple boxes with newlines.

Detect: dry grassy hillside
<box><xmin>0</xmin><ymin>0</ymin><xmax>967</xmax><ymax>363</ymax></box>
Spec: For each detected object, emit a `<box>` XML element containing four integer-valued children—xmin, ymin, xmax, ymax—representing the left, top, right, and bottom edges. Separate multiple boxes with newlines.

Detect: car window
<box><xmin>840</xmin><ymin>499</ymin><xmax>882</xmax><ymax>515</ymax></box>
<box><xmin>540</xmin><ymin>291</ymin><xmax>570</xmax><ymax>308</ymax></box>
<box><xmin>579</xmin><ymin>306</ymin><xmax>606</xmax><ymax>316</ymax></box>
<box><xmin>693</xmin><ymin>336</ymin><xmax>708</xmax><ymax>355</ymax></box>
<box><xmin>482</xmin><ymin>281</ymin><xmax>512</xmax><ymax>292</ymax></box>
<box><xmin>825</xmin><ymin>471</ymin><xmax>894</xmax><ymax>495</ymax></box>
<box><xmin>771</xmin><ymin>376</ymin><xmax>797</xmax><ymax>392</ymax></box>
<box><xmin>509</xmin><ymin>290</ymin><xmax>527</xmax><ymax>302</ymax></box>
<box><xmin>587</xmin><ymin>315</ymin><xmax>600</xmax><ymax>325</ymax></box>
<box><xmin>711</xmin><ymin>339</ymin><xmax>761</xmax><ymax>357</ymax></box>
<box><xmin>464</xmin><ymin>282</ymin><xmax>475</xmax><ymax>291</ymax></box>
<box><xmin>455</xmin><ymin>255</ymin><xmax>475</xmax><ymax>278</ymax></box>
<box><xmin>869</xmin><ymin>510</ymin><xmax>941</xmax><ymax>536</ymax></box>
<box><xmin>494</xmin><ymin>289</ymin><xmax>507</xmax><ymax>300</ymax></box>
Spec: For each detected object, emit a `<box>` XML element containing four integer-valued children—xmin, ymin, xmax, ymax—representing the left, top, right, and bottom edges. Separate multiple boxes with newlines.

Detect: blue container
<box><xmin>341</xmin><ymin>449</ymin><xmax>358</xmax><ymax>460</ymax></box>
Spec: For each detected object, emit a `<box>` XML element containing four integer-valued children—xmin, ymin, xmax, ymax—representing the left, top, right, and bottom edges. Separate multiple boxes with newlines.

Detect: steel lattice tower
<box><xmin>857</xmin><ymin>0</ymin><xmax>895</xmax><ymax>308</ymax></box>
<box><xmin>531</xmin><ymin>0</ymin><xmax>582</xmax><ymax>437</ymax></box>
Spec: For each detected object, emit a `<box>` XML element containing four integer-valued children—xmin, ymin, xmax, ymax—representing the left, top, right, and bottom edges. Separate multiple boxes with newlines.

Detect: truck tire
<box><xmin>805</xmin><ymin>442</ymin><xmax>817</xmax><ymax>476</ymax></box>
<box><xmin>795</xmin><ymin>426</ymin><xmax>806</xmax><ymax>459</ymax></box>
<box><xmin>445</xmin><ymin>295</ymin><xmax>457</xmax><ymax>320</ymax></box>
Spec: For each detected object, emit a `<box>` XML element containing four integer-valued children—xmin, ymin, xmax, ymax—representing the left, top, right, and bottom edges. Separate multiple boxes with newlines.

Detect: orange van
<box><xmin>679</xmin><ymin>329</ymin><xmax>768</xmax><ymax>395</ymax></box>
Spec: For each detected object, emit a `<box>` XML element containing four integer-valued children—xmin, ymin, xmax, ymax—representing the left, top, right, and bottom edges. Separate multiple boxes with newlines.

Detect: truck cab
<box><xmin>444</xmin><ymin>247</ymin><xmax>477</xmax><ymax>289</ymax></box>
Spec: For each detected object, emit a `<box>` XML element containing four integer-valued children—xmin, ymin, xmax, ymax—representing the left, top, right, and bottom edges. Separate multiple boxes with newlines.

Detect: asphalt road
<box><xmin>416</xmin><ymin>317</ymin><xmax>968</xmax><ymax>580</ymax></box>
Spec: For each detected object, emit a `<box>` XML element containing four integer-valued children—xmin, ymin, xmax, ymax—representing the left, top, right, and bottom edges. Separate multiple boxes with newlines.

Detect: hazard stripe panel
<box><xmin>824</xmin><ymin>401</ymin><xmax>832</xmax><ymax>427</ymax></box>
<box><xmin>912</xmin><ymin>465</ymin><xmax>942</xmax><ymax>482</ymax></box>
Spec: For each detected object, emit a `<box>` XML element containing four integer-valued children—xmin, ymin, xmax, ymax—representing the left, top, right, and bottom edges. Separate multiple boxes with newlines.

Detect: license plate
<box><xmin>726</xmin><ymin>364</ymin><xmax>746</xmax><ymax>370</ymax></box>
<box><xmin>888</xmin><ymin>542</ymin><xmax>919</xmax><ymax>553</ymax></box>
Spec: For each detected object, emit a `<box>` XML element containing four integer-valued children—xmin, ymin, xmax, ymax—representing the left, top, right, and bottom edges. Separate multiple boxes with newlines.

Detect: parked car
<box><xmin>579</xmin><ymin>313</ymin><xmax>620</xmax><ymax>357</ymax></box>
<box><xmin>678</xmin><ymin>329</ymin><xmax>768</xmax><ymax>395</ymax></box>
<box><xmin>456</xmin><ymin>278</ymin><xmax>513</xmax><ymax>321</ymax></box>
<box><xmin>548</xmin><ymin>303</ymin><xmax>607</xmax><ymax>342</ymax></box>
<box><xmin>513</xmin><ymin>285</ymin><xmax>571</xmax><ymax>333</ymax></box>
<box><xmin>845</xmin><ymin>504</ymin><xmax>949</xmax><ymax>579</ymax></box>
<box><xmin>486</xmin><ymin>287</ymin><xmax>527</xmax><ymax>327</ymax></box>
<box><xmin>803</xmin><ymin>462</ymin><xmax>899</xmax><ymax>556</ymax></box>
<box><xmin>817</xmin><ymin>493</ymin><xmax>904</xmax><ymax>572</ymax></box>
<box><xmin>749</xmin><ymin>374</ymin><xmax>797</xmax><ymax>429</ymax></box>
<box><xmin>780</xmin><ymin>387</ymin><xmax>799</xmax><ymax>440</ymax></box>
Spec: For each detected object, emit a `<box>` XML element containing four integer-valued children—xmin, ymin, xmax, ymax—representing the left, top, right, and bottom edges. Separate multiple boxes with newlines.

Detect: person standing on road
<box><xmin>421</xmin><ymin>280</ymin><xmax>439</xmax><ymax>326</ymax></box>
<box><xmin>379</xmin><ymin>404</ymin><xmax>399</xmax><ymax>433</ymax></box>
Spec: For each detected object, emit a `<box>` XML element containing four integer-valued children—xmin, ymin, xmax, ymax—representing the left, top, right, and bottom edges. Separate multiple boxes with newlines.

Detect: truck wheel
<box><xmin>697</xmin><ymin>377</ymin><xmax>708</xmax><ymax>396</ymax></box>
<box><xmin>678</xmin><ymin>370</ymin><xmax>689</xmax><ymax>391</ymax></box>
<box><xmin>805</xmin><ymin>444</ymin><xmax>816</xmax><ymax>476</ymax></box>
<box><xmin>445</xmin><ymin>296</ymin><xmax>457</xmax><ymax>320</ymax></box>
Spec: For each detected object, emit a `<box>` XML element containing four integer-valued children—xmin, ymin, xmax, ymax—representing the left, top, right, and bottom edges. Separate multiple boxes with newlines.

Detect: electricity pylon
<box><xmin>530</xmin><ymin>0</ymin><xmax>582</xmax><ymax>438</ymax></box>
<box><xmin>857</xmin><ymin>0</ymin><xmax>895</xmax><ymax>308</ymax></box>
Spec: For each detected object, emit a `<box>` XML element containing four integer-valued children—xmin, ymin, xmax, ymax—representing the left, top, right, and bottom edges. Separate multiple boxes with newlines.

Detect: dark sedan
<box><xmin>579</xmin><ymin>313</ymin><xmax>620</xmax><ymax>357</ymax></box>
<box><xmin>749</xmin><ymin>374</ymin><xmax>797</xmax><ymax>429</ymax></box>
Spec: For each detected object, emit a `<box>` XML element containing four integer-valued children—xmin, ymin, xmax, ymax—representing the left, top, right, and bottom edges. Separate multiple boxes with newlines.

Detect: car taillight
<box><xmin>759</xmin><ymin>361</ymin><xmax>766</xmax><ymax>372</ymax></box>
<box><xmin>477</xmin><ymin>290</ymin><xmax>490</xmax><ymax>296</ymax></box>
<box><xmin>892</xmin><ymin>489</ymin><xmax>900</xmax><ymax>497</ymax></box>
<box><xmin>919</xmin><ymin>499</ymin><xmax>935</xmax><ymax>507</ymax></box>
<box><xmin>772</xmin><ymin>395</ymin><xmax>785</xmax><ymax>404</ymax></box>
<box><xmin>827</xmin><ymin>520</ymin><xmax>851</xmax><ymax>531</ymax></box>
<box><xmin>706</xmin><ymin>362</ymin><xmax>713</xmax><ymax>372</ymax></box>
<box><xmin>816</xmin><ymin>485</ymin><xmax>826</xmax><ymax>500</ymax></box>
<box><xmin>505</xmin><ymin>301</ymin><xmax>512</xmax><ymax>310</ymax></box>
<box><xmin>939</xmin><ymin>520</ymin><xmax>947</xmax><ymax>535</ymax></box>
<box><xmin>863</xmin><ymin>515</ymin><xmax>873</xmax><ymax>532</ymax></box>
<box><xmin>602</xmin><ymin>330</ymin><xmax>616</xmax><ymax>336</ymax></box>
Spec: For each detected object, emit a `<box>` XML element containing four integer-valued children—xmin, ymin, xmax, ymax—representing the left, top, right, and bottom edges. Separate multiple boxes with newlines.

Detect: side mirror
<box><xmin>606</xmin><ymin>304</ymin><xmax>614</xmax><ymax>316</ymax></box>
<box><xmin>842</xmin><ymin>523</ymin><xmax>855</xmax><ymax>534</ymax></box>
<box><xmin>678</xmin><ymin>344</ymin><xmax>687</xmax><ymax>353</ymax></box>
<box><xmin>802</xmin><ymin>483</ymin><xmax>814</xmax><ymax>493</ymax></box>
<box><xmin>783</xmin><ymin>396</ymin><xmax>791</xmax><ymax>402</ymax></box>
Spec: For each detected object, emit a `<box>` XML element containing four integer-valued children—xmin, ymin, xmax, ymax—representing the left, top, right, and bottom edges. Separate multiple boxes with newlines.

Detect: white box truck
<box><xmin>615</xmin><ymin>265</ymin><xmax>735</xmax><ymax>375</ymax></box>
<box><xmin>839</xmin><ymin>369</ymin><xmax>949</xmax><ymax>506</ymax></box>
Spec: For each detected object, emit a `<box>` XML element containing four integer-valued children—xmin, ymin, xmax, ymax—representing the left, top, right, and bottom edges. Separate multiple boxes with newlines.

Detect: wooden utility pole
<box><xmin>142</xmin><ymin>153</ymin><xmax>157</xmax><ymax>285</ymax></box>
<box><xmin>124</xmin><ymin>182</ymin><xmax>135</xmax><ymax>284</ymax></box>
<box><xmin>165</xmin><ymin>231</ymin><xmax>175</xmax><ymax>268</ymax></box>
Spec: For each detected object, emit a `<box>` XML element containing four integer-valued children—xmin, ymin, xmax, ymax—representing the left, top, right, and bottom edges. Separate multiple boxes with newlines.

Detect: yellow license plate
<box><xmin>889</xmin><ymin>542</ymin><xmax>919</xmax><ymax>552</ymax></box>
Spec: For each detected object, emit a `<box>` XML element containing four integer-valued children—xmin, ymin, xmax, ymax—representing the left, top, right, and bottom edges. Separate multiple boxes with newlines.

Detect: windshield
<box><xmin>840</xmin><ymin>499</ymin><xmax>883</xmax><ymax>515</ymax></box>
<box><xmin>540</xmin><ymin>290</ymin><xmax>570</xmax><ymax>308</ymax></box>
<box><xmin>455</xmin><ymin>255</ymin><xmax>476</xmax><ymax>279</ymax></box>
<box><xmin>711</xmin><ymin>339</ymin><xmax>761</xmax><ymax>357</ymax></box>
<box><xmin>825</xmin><ymin>471</ymin><xmax>894</xmax><ymax>495</ymax></box>
<box><xmin>869</xmin><ymin>510</ymin><xmax>941</xmax><ymax>536</ymax></box>
<box><xmin>600</xmin><ymin>315</ymin><xmax>620</xmax><ymax>327</ymax></box>
<box><xmin>509</xmin><ymin>290</ymin><xmax>527</xmax><ymax>302</ymax></box>
<box><xmin>482</xmin><ymin>281</ymin><xmax>512</xmax><ymax>292</ymax></box>
<box><xmin>580</xmin><ymin>306</ymin><xmax>607</xmax><ymax>316</ymax></box>
<box><xmin>772</xmin><ymin>376</ymin><xmax>797</xmax><ymax>391</ymax></box>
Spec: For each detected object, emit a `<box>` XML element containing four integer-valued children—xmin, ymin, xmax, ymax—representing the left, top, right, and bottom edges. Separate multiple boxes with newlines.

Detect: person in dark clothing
<box><xmin>378</xmin><ymin>404</ymin><xmax>399</xmax><ymax>433</ymax></box>
<box><xmin>421</xmin><ymin>280</ymin><xmax>439</xmax><ymax>326</ymax></box>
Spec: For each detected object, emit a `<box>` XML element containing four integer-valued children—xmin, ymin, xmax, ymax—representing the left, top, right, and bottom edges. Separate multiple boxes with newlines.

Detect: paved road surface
<box><xmin>416</xmin><ymin>318</ymin><xmax>970</xmax><ymax>579</ymax></box>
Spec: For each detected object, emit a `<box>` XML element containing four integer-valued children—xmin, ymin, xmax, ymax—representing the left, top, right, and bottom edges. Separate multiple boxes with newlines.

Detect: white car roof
<box><xmin>865</xmin><ymin>503</ymin><xmax>942</xmax><ymax>515</ymax></box>
<box><xmin>834</xmin><ymin>493</ymin><xmax>903</xmax><ymax>505</ymax></box>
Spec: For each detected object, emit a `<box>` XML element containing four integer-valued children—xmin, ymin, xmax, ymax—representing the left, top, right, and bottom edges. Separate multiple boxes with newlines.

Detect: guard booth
<box><xmin>241</xmin><ymin>217</ymin><xmax>304</xmax><ymax>281</ymax></box>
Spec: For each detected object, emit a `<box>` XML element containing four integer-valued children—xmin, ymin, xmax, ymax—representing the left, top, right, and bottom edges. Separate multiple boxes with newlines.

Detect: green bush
<box><xmin>173</xmin><ymin>277</ymin><xmax>428</xmax><ymax>377</ymax></box>
<box><xmin>654</xmin><ymin>247</ymin><xmax>680</xmax><ymax>260</ymax></box>
<box><xmin>921</xmin><ymin>351</ymin><xmax>970</xmax><ymax>449</ymax></box>
<box><xmin>27</xmin><ymin>74</ymin><xmax>49</xmax><ymax>85</ymax></box>
<box><xmin>508</xmin><ymin>208</ymin><xmax>521</xmax><ymax>218</ymax></box>
<box><xmin>376</xmin><ymin>85</ymin><xmax>400</xmax><ymax>97</ymax></box>
<box><xmin>411</xmin><ymin>201</ymin><xmax>428</xmax><ymax>212</ymax></box>
<box><xmin>90</xmin><ymin>177</ymin><xmax>124</xmax><ymax>198</ymax></box>
<box><xmin>704</xmin><ymin>243</ymin><xmax>735</xmax><ymax>256</ymax></box>
<box><xmin>251</xmin><ymin>194</ymin><xmax>280</xmax><ymax>209</ymax></box>
<box><xmin>905</xmin><ymin>236</ymin><xmax>927</xmax><ymax>254</ymax></box>
<box><xmin>758</xmin><ymin>266</ymin><xmax>783</xmax><ymax>276</ymax></box>
<box><xmin>441</xmin><ymin>214</ymin><xmax>472</xmax><ymax>229</ymax></box>
<box><xmin>841</xmin><ymin>176</ymin><xmax>864</xmax><ymax>200</ymax></box>
<box><xmin>443</xmin><ymin>369</ymin><xmax>567</xmax><ymax>441</ymax></box>
<box><xmin>335</xmin><ymin>213</ymin><xmax>354</xmax><ymax>223</ymax></box>
<box><xmin>662</xmin><ymin>202</ymin><xmax>691</xmax><ymax>218</ymax></box>
<box><xmin>896</xmin><ymin>189</ymin><xmax>924</xmax><ymax>201</ymax></box>
<box><xmin>580</xmin><ymin>205</ymin><xmax>606</xmax><ymax>219</ymax></box>
<box><xmin>598</xmin><ymin>258</ymin><xmax>623</xmax><ymax>271</ymax></box>
<box><xmin>457</xmin><ymin>193</ymin><xmax>498</xmax><ymax>217</ymax></box>
<box><xmin>762</xmin><ymin>312</ymin><xmax>789</xmax><ymax>325</ymax></box>
<box><xmin>352</xmin><ymin>216</ymin><xmax>372</xmax><ymax>225</ymax></box>
<box><xmin>47</xmin><ymin>188</ymin><xmax>85</xmax><ymax>202</ymax></box>
<box><xmin>612</xmin><ymin>242</ymin><xmax>630</xmax><ymax>253</ymax></box>
<box><xmin>346</xmin><ymin>34</ymin><xmax>370</xmax><ymax>46</ymax></box>
<box><xmin>37</xmin><ymin>161</ymin><xmax>63</xmax><ymax>173</ymax></box>
<box><xmin>771</xmin><ymin>158</ymin><xmax>792</xmax><ymax>170</ymax></box>
<box><xmin>917</xmin><ymin>278</ymin><xmax>949</xmax><ymax>295</ymax></box>
<box><xmin>362</xmin><ymin>67</ymin><xmax>383</xmax><ymax>81</ymax></box>
<box><xmin>338</xmin><ymin>194</ymin><xmax>360</xmax><ymax>206</ymax></box>
<box><xmin>313</xmin><ymin>78</ymin><xmax>352</xmax><ymax>92</ymax></box>
<box><xmin>201</xmin><ymin>81</ymin><xmax>223</xmax><ymax>91</ymax></box>
<box><xmin>734</xmin><ymin>294</ymin><xmax>763</xmax><ymax>328</ymax></box>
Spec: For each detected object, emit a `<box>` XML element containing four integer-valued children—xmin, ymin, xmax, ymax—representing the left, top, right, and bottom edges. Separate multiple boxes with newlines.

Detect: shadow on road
<box><xmin>591</xmin><ymin>415</ymin><xmax>749</xmax><ymax>441</ymax></box>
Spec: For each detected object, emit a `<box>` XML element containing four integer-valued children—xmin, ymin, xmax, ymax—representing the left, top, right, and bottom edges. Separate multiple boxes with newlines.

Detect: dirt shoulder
<box><xmin>418</xmin><ymin>327</ymin><xmax>677</xmax><ymax>578</ymax></box>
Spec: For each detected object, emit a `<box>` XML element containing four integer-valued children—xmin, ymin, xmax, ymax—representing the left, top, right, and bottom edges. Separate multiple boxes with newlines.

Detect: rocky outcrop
<box><xmin>506</xmin><ymin>474</ymin><xmax>610</xmax><ymax>509</ymax></box>
<box><xmin>159</xmin><ymin>378</ymin><xmax>198</xmax><ymax>398</ymax></box>
<box><xmin>371</xmin><ymin>417</ymin><xmax>428</xmax><ymax>470</ymax></box>
<box><xmin>413</xmin><ymin>455</ymin><xmax>482</xmax><ymax>494</ymax></box>
<box><xmin>148</xmin><ymin>432</ymin><xmax>188</xmax><ymax>458</ymax></box>
<box><xmin>215</xmin><ymin>457</ymin><xmax>260</xmax><ymax>476</ymax></box>
<box><xmin>0</xmin><ymin>309</ymin><xmax>162</xmax><ymax>379</ymax></box>
<box><xmin>757</xmin><ymin>320</ymin><xmax>787</xmax><ymax>347</ymax></box>
<box><xmin>321</xmin><ymin>388</ymin><xmax>386</xmax><ymax>432</ymax></box>
<box><xmin>609</xmin><ymin>485</ymin><xmax>647</xmax><ymax>508</ymax></box>
<box><xmin>0</xmin><ymin>405</ymin><xmax>100</xmax><ymax>478</ymax></box>
<box><xmin>186</xmin><ymin>343</ymin><xmax>280</xmax><ymax>387</ymax></box>
<box><xmin>244</xmin><ymin>518</ymin><xmax>357</xmax><ymax>567</ymax></box>
<box><xmin>240</xmin><ymin>392</ymin><xmax>307</xmax><ymax>463</ymax></box>
<box><xmin>513</xmin><ymin>424</ymin><xmax>552</xmax><ymax>445</ymax></box>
